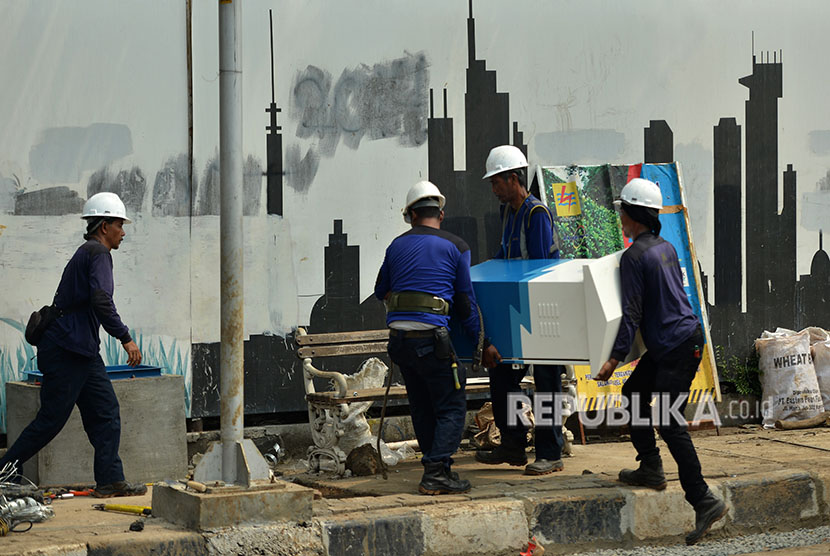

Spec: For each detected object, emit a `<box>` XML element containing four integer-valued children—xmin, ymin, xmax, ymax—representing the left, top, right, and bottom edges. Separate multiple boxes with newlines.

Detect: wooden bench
<box><xmin>296</xmin><ymin>328</ymin><xmax>491</xmax><ymax>474</ymax></box>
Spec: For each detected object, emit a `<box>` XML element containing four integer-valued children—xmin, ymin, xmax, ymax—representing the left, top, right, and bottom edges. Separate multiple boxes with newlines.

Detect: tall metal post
<box><xmin>194</xmin><ymin>0</ymin><xmax>270</xmax><ymax>488</ymax></box>
<box><xmin>218</xmin><ymin>0</ymin><xmax>243</xmax><ymax>485</ymax></box>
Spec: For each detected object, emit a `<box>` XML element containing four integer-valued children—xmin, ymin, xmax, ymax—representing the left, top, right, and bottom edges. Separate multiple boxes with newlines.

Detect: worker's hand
<box><xmin>123</xmin><ymin>341</ymin><xmax>142</xmax><ymax>367</ymax></box>
<box><xmin>482</xmin><ymin>345</ymin><xmax>502</xmax><ymax>368</ymax></box>
<box><xmin>594</xmin><ymin>358</ymin><xmax>619</xmax><ymax>381</ymax></box>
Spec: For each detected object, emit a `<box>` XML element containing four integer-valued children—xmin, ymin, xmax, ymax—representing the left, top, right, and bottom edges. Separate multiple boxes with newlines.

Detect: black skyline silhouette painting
<box><xmin>189</xmin><ymin>3</ymin><xmax>829</xmax><ymax>420</ymax></box>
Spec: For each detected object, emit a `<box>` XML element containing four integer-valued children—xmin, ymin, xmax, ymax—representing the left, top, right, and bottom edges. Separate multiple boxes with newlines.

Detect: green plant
<box><xmin>715</xmin><ymin>344</ymin><xmax>762</xmax><ymax>397</ymax></box>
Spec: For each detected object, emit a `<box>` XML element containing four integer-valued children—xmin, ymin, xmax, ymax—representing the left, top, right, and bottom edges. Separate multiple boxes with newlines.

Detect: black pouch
<box><xmin>433</xmin><ymin>327</ymin><xmax>452</xmax><ymax>360</ymax></box>
<box><xmin>24</xmin><ymin>305</ymin><xmax>61</xmax><ymax>346</ymax></box>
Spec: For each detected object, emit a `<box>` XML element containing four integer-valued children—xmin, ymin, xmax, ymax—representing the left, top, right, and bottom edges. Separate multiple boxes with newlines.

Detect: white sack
<box><xmin>755</xmin><ymin>329</ymin><xmax>823</xmax><ymax>428</ymax></box>
<box><xmin>811</xmin><ymin>340</ymin><xmax>830</xmax><ymax>412</ymax></box>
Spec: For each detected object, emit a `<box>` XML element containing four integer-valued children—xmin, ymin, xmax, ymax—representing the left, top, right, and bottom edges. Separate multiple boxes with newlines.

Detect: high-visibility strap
<box><xmin>386</xmin><ymin>291</ymin><xmax>450</xmax><ymax>315</ymax></box>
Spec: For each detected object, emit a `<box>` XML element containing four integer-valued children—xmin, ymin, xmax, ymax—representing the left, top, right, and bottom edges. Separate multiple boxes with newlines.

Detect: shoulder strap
<box><xmin>522</xmin><ymin>199</ymin><xmax>560</xmax><ymax>258</ymax></box>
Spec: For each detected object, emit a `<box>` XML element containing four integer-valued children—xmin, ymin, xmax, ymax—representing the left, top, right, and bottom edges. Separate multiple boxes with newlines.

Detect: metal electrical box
<box><xmin>452</xmin><ymin>250</ymin><xmax>640</xmax><ymax>374</ymax></box>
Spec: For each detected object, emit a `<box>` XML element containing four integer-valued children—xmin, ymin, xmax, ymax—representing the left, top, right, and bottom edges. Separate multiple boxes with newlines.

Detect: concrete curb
<box><xmin>11</xmin><ymin>469</ymin><xmax>830</xmax><ymax>556</ymax></box>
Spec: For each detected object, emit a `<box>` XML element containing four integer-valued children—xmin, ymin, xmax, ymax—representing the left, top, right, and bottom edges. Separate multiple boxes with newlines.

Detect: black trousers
<box><xmin>489</xmin><ymin>363</ymin><xmax>564</xmax><ymax>461</ymax></box>
<box><xmin>387</xmin><ymin>334</ymin><xmax>467</xmax><ymax>466</ymax></box>
<box><xmin>621</xmin><ymin>328</ymin><xmax>708</xmax><ymax>506</ymax></box>
<box><xmin>0</xmin><ymin>336</ymin><xmax>125</xmax><ymax>486</ymax></box>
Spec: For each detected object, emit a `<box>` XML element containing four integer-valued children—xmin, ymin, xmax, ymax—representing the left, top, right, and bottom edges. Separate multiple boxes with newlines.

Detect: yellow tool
<box><xmin>451</xmin><ymin>362</ymin><xmax>461</xmax><ymax>390</ymax></box>
<box><xmin>93</xmin><ymin>503</ymin><xmax>151</xmax><ymax>516</ymax></box>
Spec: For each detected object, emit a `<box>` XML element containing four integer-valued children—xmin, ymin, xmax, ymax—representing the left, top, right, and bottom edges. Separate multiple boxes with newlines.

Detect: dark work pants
<box><xmin>387</xmin><ymin>334</ymin><xmax>467</xmax><ymax>466</ymax></box>
<box><xmin>621</xmin><ymin>328</ymin><xmax>707</xmax><ymax>506</ymax></box>
<box><xmin>0</xmin><ymin>336</ymin><xmax>125</xmax><ymax>486</ymax></box>
<box><xmin>490</xmin><ymin>363</ymin><xmax>564</xmax><ymax>461</ymax></box>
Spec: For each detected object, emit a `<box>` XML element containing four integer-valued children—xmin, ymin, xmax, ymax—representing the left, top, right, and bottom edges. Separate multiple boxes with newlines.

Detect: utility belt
<box><xmin>390</xmin><ymin>326</ymin><xmax>453</xmax><ymax>360</ymax></box>
<box><xmin>385</xmin><ymin>291</ymin><xmax>449</xmax><ymax>316</ymax></box>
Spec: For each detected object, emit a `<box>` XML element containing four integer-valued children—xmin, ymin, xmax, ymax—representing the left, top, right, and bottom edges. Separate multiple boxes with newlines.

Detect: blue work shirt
<box><xmin>610</xmin><ymin>232</ymin><xmax>700</xmax><ymax>362</ymax></box>
<box><xmin>45</xmin><ymin>239</ymin><xmax>132</xmax><ymax>357</ymax></box>
<box><xmin>374</xmin><ymin>226</ymin><xmax>482</xmax><ymax>342</ymax></box>
<box><xmin>494</xmin><ymin>194</ymin><xmax>559</xmax><ymax>260</ymax></box>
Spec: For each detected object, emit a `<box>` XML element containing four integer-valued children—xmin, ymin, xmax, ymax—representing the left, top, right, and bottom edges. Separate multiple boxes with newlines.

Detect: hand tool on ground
<box><xmin>179</xmin><ymin>480</ymin><xmax>208</xmax><ymax>493</ymax></box>
<box><xmin>93</xmin><ymin>504</ymin><xmax>151</xmax><ymax>516</ymax></box>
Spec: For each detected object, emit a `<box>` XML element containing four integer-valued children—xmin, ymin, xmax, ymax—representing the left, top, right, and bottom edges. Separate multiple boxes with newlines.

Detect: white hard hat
<box><xmin>403</xmin><ymin>180</ymin><xmax>446</xmax><ymax>223</ymax></box>
<box><xmin>615</xmin><ymin>178</ymin><xmax>663</xmax><ymax>210</ymax></box>
<box><xmin>81</xmin><ymin>192</ymin><xmax>131</xmax><ymax>223</ymax></box>
<box><xmin>482</xmin><ymin>145</ymin><xmax>528</xmax><ymax>180</ymax></box>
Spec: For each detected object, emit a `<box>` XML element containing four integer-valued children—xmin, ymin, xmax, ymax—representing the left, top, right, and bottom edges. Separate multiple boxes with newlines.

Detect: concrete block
<box><xmin>6</xmin><ymin>376</ymin><xmax>187</xmax><ymax>487</ymax></box>
<box><xmin>322</xmin><ymin>510</ymin><xmax>424</xmax><ymax>556</ymax></box>
<box><xmin>421</xmin><ymin>499</ymin><xmax>528</xmax><ymax>556</ymax></box>
<box><xmin>151</xmin><ymin>481</ymin><xmax>314</xmax><ymax>530</ymax></box>
<box><xmin>725</xmin><ymin>471</ymin><xmax>819</xmax><ymax>527</ymax></box>
<box><xmin>625</xmin><ymin>485</ymin><xmax>695</xmax><ymax>539</ymax></box>
<box><xmin>86</xmin><ymin>533</ymin><xmax>206</xmax><ymax>556</ymax></box>
<box><xmin>529</xmin><ymin>488</ymin><xmax>627</xmax><ymax>545</ymax></box>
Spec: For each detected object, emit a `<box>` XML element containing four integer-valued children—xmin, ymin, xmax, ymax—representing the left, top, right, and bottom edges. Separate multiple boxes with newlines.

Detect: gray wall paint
<box><xmin>28</xmin><ymin>124</ymin><xmax>132</xmax><ymax>183</ymax></box>
<box><xmin>534</xmin><ymin>130</ymin><xmax>625</xmax><ymax>165</ymax></box>
<box><xmin>14</xmin><ymin>186</ymin><xmax>85</xmax><ymax>216</ymax></box>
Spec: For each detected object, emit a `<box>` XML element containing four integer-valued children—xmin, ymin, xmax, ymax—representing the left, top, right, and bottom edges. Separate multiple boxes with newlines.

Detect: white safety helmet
<box><xmin>482</xmin><ymin>145</ymin><xmax>528</xmax><ymax>180</ymax></box>
<box><xmin>81</xmin><ymin>192</ymin><xmax>131</xmax><ymax>223</ymax></box>
<box><xmin>402</xmin><ymin>180</ymin><xmax>446</xmax><ymax>223</ymax></box>
<box><xmin>615</xmin><ymin>178</ymin><xmax>663</xmax><ymax>210</ymax></box>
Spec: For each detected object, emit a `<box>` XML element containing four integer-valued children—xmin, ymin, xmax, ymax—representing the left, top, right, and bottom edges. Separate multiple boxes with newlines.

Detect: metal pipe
<box><xmin>219</xmin><ymin>0</ymin><xmax>243</xmax><ymax>484</ymax></box>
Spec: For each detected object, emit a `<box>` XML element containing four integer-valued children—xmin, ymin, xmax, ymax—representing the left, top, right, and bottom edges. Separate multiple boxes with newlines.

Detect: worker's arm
<box><xmin>609</xmin><ymin>253</ymin><xmax>644</xmax><ymax>362</ymax></box>
<box><xmin>374</xmin><ymin>252</ymin><xmax>391</xmax><ymax>301</ymax></box>
<box><xmin>452</xmin><ymin>248</ymin><xmax>483</xmax><ymax>341</ymax></box>
<box><xmin>89</xmin><ymin>248</ymin><xmax>141</xmax><ymax>366</ymax></box>
<box><xmin>526</xmin><ymin>205</ymin><xmax>555</xmax><ymax>259</ymax></box>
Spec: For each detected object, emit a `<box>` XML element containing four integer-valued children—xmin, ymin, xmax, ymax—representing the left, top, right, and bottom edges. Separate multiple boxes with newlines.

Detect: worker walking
<box><xmin>475</xmin><ymin>145</ymin><xmax>566</xmax><ymax>476</ymax></box>
<box><xmin>375</xmin><ymin>181</ymin><xmax>500</xmax><ymax>495</ymax></box>
<box><xmin>595</xmin><ymin>178</ymin><xmax>727</xmax><ymax>546</ymax></box>
<box><xmin>1</xmin><ymin>193</ymin><xmax>147</xmax><ymax>498</ymax></box>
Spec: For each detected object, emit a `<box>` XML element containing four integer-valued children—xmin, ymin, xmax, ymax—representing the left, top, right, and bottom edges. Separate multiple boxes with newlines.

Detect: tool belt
<box><xmin>385</xmin><ymin>291</ymin><xmax>450</xmax><ymax>315</ymax></box>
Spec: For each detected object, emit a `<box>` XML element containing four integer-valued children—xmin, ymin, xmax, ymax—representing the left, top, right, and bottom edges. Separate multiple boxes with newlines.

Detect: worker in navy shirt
<box><xmin>375</xmin><ymin>181</ymin><xmax>500</xmax><ymax>495</ymax></box>
<box><xmin>596</xmin><ymin>178</ymin><xmax>726</xmax><ymax>546</ymax></box>
<box><xmin>476</xmin><ymin>145</ymin><xmax>566</xmax><ymax>477</ymax></box>
<box><xmin>0</xmin><ymin>193</ymin><xmax>147</xmax><ymax>498</ymax></box>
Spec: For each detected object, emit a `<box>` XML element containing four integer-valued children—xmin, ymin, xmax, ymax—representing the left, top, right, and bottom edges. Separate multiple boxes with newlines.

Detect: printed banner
<box><xmin>537</xmin><ymin>162</ymin><xmax>720</xmax><ymax>405</ymax></box>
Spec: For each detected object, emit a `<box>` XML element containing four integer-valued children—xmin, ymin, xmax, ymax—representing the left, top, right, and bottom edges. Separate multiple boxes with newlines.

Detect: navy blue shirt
<box><xmin>374</xmin><ymin>226</ymin><xmax>482</xmax><ymax>341</ymax></box>
<box><xmin>610</xmin><ymin>232</ymin><xmax>700</xmax><ymax>362</ymax></box>
<box><xmin>45</xmin><ymin>239</ymin><xmax>132</xmax><ymax>357</ymax></box>
<box><xmin>495</xmin><ymin>194</ymin><xmax>558</xmax><ymax>260</ymax></box>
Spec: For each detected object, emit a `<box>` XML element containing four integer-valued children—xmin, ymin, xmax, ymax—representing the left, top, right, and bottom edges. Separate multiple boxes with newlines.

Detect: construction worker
<box><xmin>1</xmin><ymin>193</ymin><xmax>147</xmax><ymax>498</ymax></box>
<box><xmin>476</xmin><ymin>145</ymin><xmax>565</xmax><ymax>476</ymax></box>
<box><xmin>595</xmin><ymin>178</ymin><xmax>726</xmax><ymax>546</ymax></box>
<box><xmin>375</xmin><ymin>180</ymin><xmax>500</xmax><ymax>495</ymax></box>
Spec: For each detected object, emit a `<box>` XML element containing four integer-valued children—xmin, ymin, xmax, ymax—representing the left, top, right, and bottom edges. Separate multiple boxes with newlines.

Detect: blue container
<box><xmin>25</xmin><ymin>365</ymin><xmax>163</xmax><ymax>382</ymax></box>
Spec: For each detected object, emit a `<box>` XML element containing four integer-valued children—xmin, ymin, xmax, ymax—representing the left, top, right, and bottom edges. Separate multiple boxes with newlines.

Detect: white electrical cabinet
<box><xmin>452</xmin><ymin>250</ymin><xmax>640</xmax><ymax>374</ymax></box>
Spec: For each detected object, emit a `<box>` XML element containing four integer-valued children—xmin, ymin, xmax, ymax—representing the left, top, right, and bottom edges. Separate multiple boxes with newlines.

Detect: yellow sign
<box><xmin>574</xmin><ymin>343</ymin><xmax>718</xmax><ymax>410</ymax></box>
<box><xmin>551</xmin><ymin>182</ymin><xmax>581</xmax><ymax>217</ymax></box>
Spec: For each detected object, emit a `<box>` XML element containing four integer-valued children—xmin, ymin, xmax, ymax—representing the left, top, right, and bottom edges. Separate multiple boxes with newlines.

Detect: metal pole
<box><xmin>219</xmin><ymin>0</ymin><xmax>243</xmax><ymax>484</ymax></box>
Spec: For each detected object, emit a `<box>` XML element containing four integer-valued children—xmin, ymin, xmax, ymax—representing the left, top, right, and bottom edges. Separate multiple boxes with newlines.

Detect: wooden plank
<box><xmin>297</xmin><ymin>341</ymin><xmax>389</xmax><ymax>359</ymax></box>
<box><xmin>306</xmin><ymin>383</ymin><xmax>491</xmax><ymax>407</ymax></box>
<box><xmin>296</xmin><ymin>330</ymin><xmax>389</xmax><ymax>345</ymax></box>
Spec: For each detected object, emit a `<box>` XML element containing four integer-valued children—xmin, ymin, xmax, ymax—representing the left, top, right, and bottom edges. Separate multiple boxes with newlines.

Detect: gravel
<box><xmin>568</xmin><ymin>525</ymin><xmax>830</xmax><ymax>556</ymax></box>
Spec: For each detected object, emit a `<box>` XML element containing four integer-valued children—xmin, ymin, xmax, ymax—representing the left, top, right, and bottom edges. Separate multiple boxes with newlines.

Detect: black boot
<box><xmin>474</xmin><ymin>445</ymin><xmax>528</xmax><ymax>466</ymax></box>
<box><xmin>419</xmin><ymin>462</ymin><xmax>471</xmax><ymax>495</ymax></box>
<box><xmin>685</xmin><ymin>490</ymin><xmax>727</xmax><ymax>545</ymax></box>
<box><xmin>618</xmin><ymin>455</ymin><xmax>666</xmax><ymax>490</ymax></box>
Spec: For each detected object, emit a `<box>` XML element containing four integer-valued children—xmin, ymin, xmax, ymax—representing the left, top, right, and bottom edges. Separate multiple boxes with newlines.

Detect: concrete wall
<box><xmin>1</xmin><ymin>1</ymin><xmax>830</xmax><ymax>427</ymax></box>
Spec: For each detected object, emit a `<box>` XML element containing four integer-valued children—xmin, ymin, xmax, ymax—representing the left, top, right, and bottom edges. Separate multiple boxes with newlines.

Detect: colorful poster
<box><xmin>537</xmin><ymin>162</ymin><xmax>720</xmax><ymax>406</ymax></box>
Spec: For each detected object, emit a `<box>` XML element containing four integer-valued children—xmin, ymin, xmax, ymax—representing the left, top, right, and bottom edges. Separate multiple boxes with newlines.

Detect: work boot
<box><xmin>685</xmin><ymin>490</ymin><xmax>727</xmax><ymax>545</ymax></box>
<box><xmin>618</xmin><ymin>456</ymin><xmax>666</xmax><ymax>490</ymax></box>
<box><xmin>474</xmin><ymin>445</ymin><xmax>528</xmax><ymax>466</ymax></box>
<box><xmin>418</xmin><ymin>462</ymin><xmax>471</xmax><ymax>495</ymax></box>
<box><xmin>524</xmin><ymin>458</ymin><xmax>564</xmax><ymax>476</ymax></box>
<box><xmin>93</xmin><ymin>481</ymin><xmax>148</xmax><ymax>498</ymax></box>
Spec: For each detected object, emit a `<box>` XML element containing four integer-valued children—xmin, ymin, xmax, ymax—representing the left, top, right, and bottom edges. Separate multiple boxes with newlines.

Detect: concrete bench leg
<box><xmin>307</xmin><ymin>404</ymin><xmax>347</xmax><ymax>475</ymax></box>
